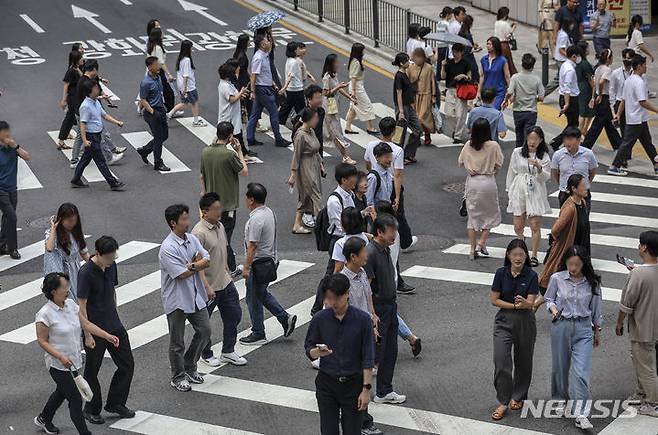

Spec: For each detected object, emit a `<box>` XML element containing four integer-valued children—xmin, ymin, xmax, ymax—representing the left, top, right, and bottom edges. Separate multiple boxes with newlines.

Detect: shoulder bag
<box><xmin>251</xmin><ymin>210</ymin><xmax>280</xmax><ymax>284</ymax></box>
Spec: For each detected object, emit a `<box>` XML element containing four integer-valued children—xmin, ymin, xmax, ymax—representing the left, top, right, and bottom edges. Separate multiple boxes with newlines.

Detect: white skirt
<box><xmin>506</xmin><ymin>174</ymin><xmax>551</xmax><ymax>217</ymax></box>
<box><xmin>348</xmin><ymin>80</ymin><xmax>375</xmax><ymax>122</ymax></box>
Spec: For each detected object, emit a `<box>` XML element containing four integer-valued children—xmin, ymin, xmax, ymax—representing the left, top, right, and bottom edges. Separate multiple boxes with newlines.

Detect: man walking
<box><xmin>305</xmin><ymin>273</ymin><xmax>375</xmax><ymax>435</ymax></box>
<box><xmin>159</xmin><ymin>204</ymin><xmax>212</xmax><ymax>392</ymax></box>
<box><xmin>0</xmin><ymin>121</ymin><xmax>30</xmax><ymax>259</ymax></box>
<box><xmin>366</xmin><ymin>143</ymin><xmax>394</xmax><ymax>208</ymax></box>
<box><xmin>246</xmin><ymin>35</ymin><xmax>291</xmax><ymax>148</ymax></box>
<box><xmin>590</xmin><ymin>0</ymin><xmax>615</xmax><ymax>56</ymax></box>
<box><xmin>555</xmin><ymin>0</ymin><xmax>583</xmax><ymax>43</ymax></box>
<box><xmin>617</xmin><ymin>231</ymin><xmax>658</xmax><ymax>416</ymax></box>
<box><xmin>192</xmin><ymin>193</ymin><xmax>247</xmax><ymax>367</ymax></box>
<box><xmin>609</xmin><ymin>49</ymin><xmax>636</xmax><ymax>140</ymax></box>
<box><xmin>504</xmin><ymin>53</ymin><xmax>544</xmax><ymax>147</ymax></box>
<box><xmin>70</xmin><ymin>81</ymin><xmax>125</xmax><ymax>191</ymax></box>
<box><xmin>549</xmin><ymin>46</ymin><xmax>580</xmax><ymax>151</ymax></box>
<box><xmin>240</xmin><ymin>183</ymin><xmax>297</xmax><ymax>345</ymax></box>
<box><xmin>467</xmin><ymin>88</ymin><xmax>508</xmax><ymax>141</ymax></box>
<box><xmin>138</xmin><ymin>56</ymin><xmax>171</xmax><ymax>172</ymax></box>
<box><xmin>551</xmin><ymin>126</ymin><xmax>597</xmax><ymax>210</ymax></box>
<box><xmin>200</xmin><ymin>121</ymin><xmax>248</xmax><ymax>275</ymax></box>
<box><xmin>78</xmin><ymin>236</ymin><xmax>135</xmax><ymax>424</ymax></box>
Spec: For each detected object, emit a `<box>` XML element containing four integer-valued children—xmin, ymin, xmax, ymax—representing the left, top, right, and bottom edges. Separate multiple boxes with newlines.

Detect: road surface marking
<box><xmin>71</xmin><ymin>5</ymin><xmax>112</xmax><ymax>34</ymax></box>
<box><xmin>598</xmin><ymin>410</ymin><xmax>658</xmax><ymax>435</ymax></box>
<box><xmin>17</xmin><ymin>158</ymin><xmax>42</xmax><ymax>190</ymax></box>
<box><xmin>177</xmin><ymin>0</ymin><xmax>228</xmax><ymax>26</ymax></box>
<box><xmin>110</xmin><ymin>410</ymin><xmax>261</xmax><ymax>434</ymax></box>
<box><xmin>490</xmin><ymin>224</ymin><xmax>639</xmax><ymax>250</ymax></box>
<box><xmin>101</xmin><ymin>84</ymin><xmax>120</xmax><ymax>101</ymax></box>
<box><xmin>550</xmin><ymin>190</ymin><xmax>658</xmax><ymax>208</ymax></box>
<box><xmin>593</xmin><ymin>174</ymin><xmax>658</xmax><ymax>189</ymax></box>
<box><xmin>259</xmin><ymin>113</ymin><xmax>331</xmax><ymax>158</ymax></box>
<box><xmin>122</xmin><ymin>131</ymin><xmax>191</xmax><ymax>174</ymax></box>
<box><xmin>548</xmin><ymin>209</ymin><xmax>658</xmax><ymax>228</ymax></box>
<box><xmin>19</xmin><ymin>14</ymin><xmax>45</xmax><ymax>33</ymax></box>
<box><xmin>48</xmin><ymin>131</ymin><xmax>118</xmax><ymax>183</ymax></box>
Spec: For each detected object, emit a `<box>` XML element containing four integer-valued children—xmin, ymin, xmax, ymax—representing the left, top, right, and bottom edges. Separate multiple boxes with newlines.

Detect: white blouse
<box><xmin>494</xmin><ymin>20</ymin><xmax>513</xmax><ymax>42</ymax></box>
<box><xmin>35</xmin><ymin>299</ymin><xmax>83</xmax><ymax>371</ymax></box>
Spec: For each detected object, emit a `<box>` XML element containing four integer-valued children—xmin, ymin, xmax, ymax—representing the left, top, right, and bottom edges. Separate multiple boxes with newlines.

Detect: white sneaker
<box><xmin>638</xmin><ymin>404</ymin><xmax>658</xmax><ymax>417</ymax></box>
<box><xmin>69</xmin><ymin>159</ymin><xmax>78</xmax><ymax>169</ymax></box>
<box><xmin>574</xmin><ymin>415</ymin><xmax>593</xmax><ymax>430</ymax></box>
<box><xmin>311</xmin><ymin>358</ymin><xmax>320</xmax><ymax>370</ymax></box>
<box><xmin>192</xmin><ymin>119</ymin><xmax>207</xmax><ymax>127</ymax></box>
<box><xmin>302</xmin><ymin>213</ymin><xmax>315</xmax><ymax>228</ymax></box>
<box><xmin>201</xmin><ymin>355</ymin><xmax>221</xmax><ymax>367</ymax></box>
<box><xmin>245</xmin><ymin>156</ymin><xmax>260</xmax><ymax>164</ymax></box>
<box><xmin>220</xmin><ymin>352</ymin><xmax>247</xmax><ymax>366</ymax></box>
<box><xmin>372</xmin><ymin>366</ymin><xmax>377</xmax><ymax>376</ymax></box>
<box><xmin>171</xmin><ymin>110</ymin><xmax>185</xmax><ymax>118</ymax></box>
<box><xmin>256</xmin><ymin>124</ymin><xmax>270</xmax><ymax>133</ymax></box>
<box><xmin>108</xmin><ymin>153</ymin><xmax>124</xmax><ymax>166</ymax></box>
<box><xmin>401</xmin><ymin>236</ymin><xmax>418</xmax><ymax>253</ymax></box>
<box><xmin>373</xmin><ymin>391</ymin><xmax>406</xmax><ymax>404</ymax></box>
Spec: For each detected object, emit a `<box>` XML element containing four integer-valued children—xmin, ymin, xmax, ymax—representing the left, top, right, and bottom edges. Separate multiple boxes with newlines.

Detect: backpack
<box><xmin>314</xmin><ymin>192</ymin><xmax>343</xmax><ymax>251</ymax></box>
<box><xmin>368</xmin><ymin>170</ymin><xmax>381</xmax><ymax>199</ymax></box>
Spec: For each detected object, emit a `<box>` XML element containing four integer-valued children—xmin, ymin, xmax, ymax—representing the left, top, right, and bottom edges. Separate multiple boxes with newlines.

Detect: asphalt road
<box><xmin>1</xmin><ymin>0</ymin><xmax>657</xmax><ymax>434</ymax></box>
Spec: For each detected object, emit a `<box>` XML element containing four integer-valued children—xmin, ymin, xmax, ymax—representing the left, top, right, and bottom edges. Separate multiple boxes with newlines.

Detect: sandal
<box><xmin>342</xmin><ymin>156</ymin><xmax>357</xmax><ymax>165</ymax></box>
<box><xmin>491</xmin><ymin>405</ymin><xmax>507</xmax><ymax>421</ymax></box>
<box><xmin>366</xmin><ymin>129</ymin><xmax>380</xmax><ymax>135</ymax></box>
<box><xmin>292</xmin><ymin>227</ymin><xmax>311</xmax><ymax>234</ymax></box>
<box><xmin>404</xmin><ymin>158</ymin><xmax>417</xmax><ymax>165</ymax></box>
<box><xmin>529</xmin><ymin>257</ymin><xmax>539</xmax><ymax>267</ymax></box>
<box><xmin>344</xmin><ymin>129</ymin><xmax>358</xmax><ymax>135</ymax></box>
<box><xmin>57</xmin><ymin>142</ymin><xmax>72</xmax><ymax>150</ymax></box>
<box><xmin>510</xmin><ymin>400</ymin><xmax>523</xmax><ymax>411</ymax></box>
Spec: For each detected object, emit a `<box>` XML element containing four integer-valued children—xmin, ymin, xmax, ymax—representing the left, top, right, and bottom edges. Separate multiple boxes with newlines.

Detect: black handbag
<box><xmin>459</xmin><ymin>197</ymin><xmax>468</xmax><ymax>217</ymax></box>
<box><xmin>508</xmin><ymin>34</ymin><xmax>518</xmax><ymax>51</ymax></box>
<box><xmin>251</xmin><ymin>211</ymin><xmax>279</xmax><ymax>284</ymax></box>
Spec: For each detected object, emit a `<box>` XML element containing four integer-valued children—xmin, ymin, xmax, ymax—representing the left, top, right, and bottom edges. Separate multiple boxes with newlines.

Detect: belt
<box><xmin>321</xmin><ymin>371</ymin><xmax>361</xmax><ymax>383</ymax></box>
<box><xmin>558</xmin><ymin>315</ymin><xmax>590</xmax><ymax>322</ymax></box>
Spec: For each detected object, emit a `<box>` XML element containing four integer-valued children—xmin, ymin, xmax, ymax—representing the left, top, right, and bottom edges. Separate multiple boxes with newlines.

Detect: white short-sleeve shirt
<box><xmin>623</xmin><ymin>73</ymin><xmax>649</xmax><ymax>125</ymax></box>
<box><xmin>35</xmin><ymin>299</ymin><xmax>83</xmax><ymax>371</ymax></box>
<box><xmin>176</xmin><ymin>57</ymin><xmax>196</xmax><ymax>92</ymax></box>
<box><xmin>331</xmin><ymin>233</ymin><xmax>370</xmax><ymax>263</ymax></box>
<box><xmin>285</xmin><ymin>57</ymin><xmax>305</xmax><ymax>92</ymax></box>
<box><xmin>364</xmin><ymin>139</ymin><xmax>404</xmax><ymax>176</ymax></box>
<box><xmin>554</xmin><ymin>30</ymin><xmax>570</xmax><ymax>62</ymax></box>
<box><xmin>217</xmin><ymin>80</ymin><xmax>242</xmax><ymax>134</ymax></box>
<box><xmin>559</xmin><ymin>60</ymin><xmax>579</xmax><ymax>96</ymax></box>
<box><xmin>628</xmin><ymin>29</ymin><xmax>644</xmax><ymax>54</ymax></box>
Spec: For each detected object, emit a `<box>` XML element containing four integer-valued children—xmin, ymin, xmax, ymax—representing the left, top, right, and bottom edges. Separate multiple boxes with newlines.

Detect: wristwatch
<box><xmin>363</xmin><ymin>383</ymin><xmax>372</xmax><ymax>390</ymax></box>
<box><xmin>190</xmin><ymin>263</ymin><xmax>197</xmax><ymax>271</ymax></box>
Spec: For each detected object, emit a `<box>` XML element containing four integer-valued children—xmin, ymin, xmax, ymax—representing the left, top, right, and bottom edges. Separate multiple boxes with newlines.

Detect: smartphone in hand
<box><xmin>616</xmin><ymin>254</ymin><xmax>635</xmax><ymax>270</ymax></box>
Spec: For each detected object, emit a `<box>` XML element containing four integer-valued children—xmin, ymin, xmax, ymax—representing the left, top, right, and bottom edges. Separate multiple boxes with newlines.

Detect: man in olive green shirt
<box><xmin>200</xmin><ymin>122</ymin><xmax>248</xmax><ymax>273</ymax></box>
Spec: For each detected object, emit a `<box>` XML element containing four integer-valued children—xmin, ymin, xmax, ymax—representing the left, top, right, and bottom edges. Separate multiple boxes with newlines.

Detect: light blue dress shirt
<box><xmin>545</xmin><ymin>270</ymin><xmax>603</xmax><ymax>327</ymax></box>
<box><xmin>466</xmin><ymin>104</ymin><xmax>507</xmax><ymax>140</ymax></box>
<box><xmin>251</xmin><ymin>49</ymin><xmax>273</xmax><ymax>86</ymax></box>
<box><xmin>550</xmin><ymin>146</ymin><xmax>598</xmax><ymax>191</ymax></box>
<box><xmin>366</xmin><ymin>163</ymin><xmax>393</xmax><ymax>206</ymax></box>
<box><xmin>79</xmin><ymin>97</ymin><xmax>106</xmax><ymax>134</ymax></box>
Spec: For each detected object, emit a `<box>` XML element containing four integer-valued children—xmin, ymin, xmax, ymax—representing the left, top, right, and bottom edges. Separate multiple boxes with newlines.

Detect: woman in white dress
<box><xmin>505</xmin><ymin>126</ymin><xmax>551</xmax><ymax>267</ymax></box>
<box><xmin>344</xmin><ymin>43</ymin><xmax>378</xmax><ymax>135</ymax></box>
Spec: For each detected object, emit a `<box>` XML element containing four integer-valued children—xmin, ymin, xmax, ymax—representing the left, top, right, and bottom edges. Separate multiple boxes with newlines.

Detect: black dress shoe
<box><xmin>104</xmin><ymin>404</ymin><xmax>136</xmax><ymax>418</ymax></box>
<box><xmin>0</xmin><ymin>245</ymin><xmax>8</xmax><ymax>256</ymax></box>
<box><xmin>246</xmin><ymin>149</ymin><xmax>259</xmax><ymax>157</ymax></box>
<box><xmin>70</xmin><ymin>179</ymin><xmax>89</xmax><ymax>188</ymax></box>
<box><xmin>154</xmin><ymin>162</ymin><xmax>171</xmax><ymax>172</ymax></box>
<box><xmin>8</xmin><ymin>249</ymin><xmax>21</xmax><ymax>260</ymax></box>
<box><xmin>397</xmin><ymin>282</ymin><xmax>415</xmax><ymax>294</ymax></box>
<box><xmin>136</xmin><ymin>147</ymin><xmax>150</xmax><ymax>164</ymax></box>
<box><xmin>110</xmin><ymin>182</ymin><xmax>126</xmax><ymax>191</ymax></box>
<box><xmin>275</xmin><ymin>139</ymin><xmax>292</xmax><ymax>147</ymax></box>
<box><xmin>249</xmin><ymin>140</ymin><xmax>264</xmax><ymax>146</ymax></box>
<box><xmin>83</xmin><ymin>411</ymin><xmax>105</xmax><ymax>425</ymax></box>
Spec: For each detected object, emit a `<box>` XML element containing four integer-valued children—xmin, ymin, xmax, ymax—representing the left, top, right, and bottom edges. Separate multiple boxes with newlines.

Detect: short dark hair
<box><xmin>343</xmin><ymin>237</ymin><xmax>367</xmax><ymax>263</ymax></box>
<box><xmin>521</xmin><ymin>53</ymin><xmax>536</xmax><ymax>70</ymax></box>
<box><xmin>304</xmin><ymin>84</ymin><xmax>323</xmax><ymax>100</ymax></box>
<box><xmin>216</xmin><ymin>121</ymin><xmax>234</xmax><ymax>140</ymax></box>
<box><xmin>0</xmin><ymin>121</ymin><xmax>9</xmax><ymax>131</ymax></box>
<box><xmin>254</xmin><ymin>34</ymin><xmax>268</xmax><ymax>49</ymax></box>
<box><xmin>496</xmin><ymin>6</ymin><xmax>509</xmax><ymax>20</ymax></box>
<box><xmin>452</xmin><ymin>43</ymin><xmax>464</xmax><ymax>53</ymax></box>
<box><xmin>42</xmin><ymin>272</ymin><xmax>69</xmax><ymax>300</ymax></box>
<box><xmin>453</xmin><ymin>6</ymin><xmax>466</xmax><ymax>16</ymax></box>
<box><xmin>392</xmin><ymin>52</ymin><xmax>409</xmax><ymax>67</ymax></box>
<box><xmin>95</xmin><ymin>235</ymin><xmax>119</xmax><ymax>256</ymax></box>
<box><xmin>199</xmin><ymin>192</ymin><xmax>221</xmax><ymax>210</ymax></box>
<box><xmin>320</xmin><ymin>273</ymin><xmax>350</xmax><ymax>297</ymax></box>
<box><xmin>246</xmin><ymin>182</ymin><xmax>267</xmax><ymax>204</ymax></box>
<box><xmin>481</xmin><ymin>87</ymin><xmax>496</xmax><ymax>103</ymax></box>
<box><xmin>218</xmin><ymin>62</ymin><xmax>236</xmax><ymax>80</ymax></box>
<box><xmin>640</xmin><ymin>231</ymin><xmax>658</xmax><ymax>257</ymax></box>
<box><xmin>285</xmin><ymin>41</ymin><xmax>299</xmax><ymax>58</ymax></box>
<box><xmin>341</xmin><ymin>207</ymin><xmax>365</xmax><ymax>236</ymax></box>
<box><xmin>373</xmin><ymin>213</ymin><xmax>398</xmax><ymax>236</ymax></box>
<box><xmin>165</xmin><ymin>204</ymin><xmax>189</xmax><ymax>229</ymax></box>
<box><xmin>81</xmin><ymin>79</ymin><xmax>99</xmax><ymax>97</ymax></box>
<box><xmin>373</xmin><ymin>142</ymin><xmax>393</xmax><ymax>158</ymax></box>
<box><xmin>632</xmin><ymin>54</ymin><xmax>646</xmax><ymax>70</ymax></box>
<box><xmin>563</xmin><ymin>126</ymin><xmax>582</xmax><ymax>139</ymax></box>
<box><xmin>622</xmin><ymin>48</ymin><xmax>635</xmax><ymax>59</ymax></box>
<box><xmin>566</xmin><ymin>45</ymin><xmax>580</xmax><ymax>59</ymax></box>
<box><xmin>145</xmin><ymin>56</ymin><xmax>159</xmax><ymax>67</ymax></box>
<box><xmin>374</xmin><ymin>200</ymin><xmax>394</xmax><ymax>216</ymax></box>
<box><xmin>335</xmin><ymin>162</ymin><xmax>358</xmax><ymax>184</ymax></box>
<box><xmin>379</xmin><ymin>117</ymin><xmax>397</xmax><ymax>137</ymax></box>
<box><xmin>299</xmin><ymin>107</ymin><xmax>317</xmax><ymax>123</ymax></box>
<box><xmin>82</xmin><ymin>59</ymin><xmax>99</xmax><ymax>72</ymax></box>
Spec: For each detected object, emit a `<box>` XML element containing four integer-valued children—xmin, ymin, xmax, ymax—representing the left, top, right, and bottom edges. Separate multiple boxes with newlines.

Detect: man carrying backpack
<box><xmin>366</xmin><ymin>143</ymin><xmax>394</xmax><ymax>207</ymax></box>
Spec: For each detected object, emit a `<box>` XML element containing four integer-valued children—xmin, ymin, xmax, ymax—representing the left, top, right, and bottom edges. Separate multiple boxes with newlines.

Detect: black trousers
<box><xmin>614</xmin><ymin>100</ymin><xmax>626</xmax><ymax>138</ymax></box>
<box><xmin>582</xmin><ymin>95</ymin><xmax>622</xmax><ymax>150</ymax></box>
<box><xmin>393</xmin><ymin>185</ymin><xmax>413</xmax><ymax>250</ymax></box>
<box><xmin>83</xmin><ymin>327</ymin><xmax>134</xmax><ymax>415</ymax></box>
<box><xmin>0</xmin><ymin>190</ymin><xmax>18</xmax><ymax>250</ymax></box>
<box><xmin>311</xmin><ymin>235</ymin><xmax>341</xmax><ymax>316</ymax></box>
<box><xmin>71</xmin><ymin>132</ymin><xmax>120</xmax><ymax>188</ymax></box>
<box><xmin>550</xmin><ymin>95</ymin><xmax>579</xmax><ymax>150</ymax></box>
<box><xmin>513</xmin><ymin>111</ymin><xmax>538</xmax><ymax>148</ymax></box>
<box><xmin>315</xmin><ymin>371</ymin><xmax>363</xmax><ymax>435</ymax></box>
<box><xmin>558</xmin><ymin>189</ymin><xmax>591</xmax><ymax>212</ymax></box>
<box><xmin>374</xmin><ymin>300</ymin><xmax>398</xmax><ymax>397</ymax></box>
<box><xmin>221</xmin><ymin>210</ymin><xmax>237</xmax><ymax>272</ymax></box>
<box><xmin>142</xmin><ymin>108</ymin><xmax>168</xmax><ymax>163</ymax></box>
<box><xmin>159</xmin><ymin>69</ymin><xmax>175</xmax><ymax>112</ymax></box>
<box><xmin>278</xmin><ymin>90</ymin><xmax>306</xmax><ymax>126</ymax></box>
<box><xmin>612</xmin><ymin>122</ymin><xmax>658</xmax><ymax>168</ymax></box>
<box><xmin>41</xmin><ymin>367</ymin><xmax>91</xmax><ymax>435</ymax></box>
<box><xmin>58</xmin><ymin>102</ymin><xmax>78</xmax><ymax>141</ymax></box>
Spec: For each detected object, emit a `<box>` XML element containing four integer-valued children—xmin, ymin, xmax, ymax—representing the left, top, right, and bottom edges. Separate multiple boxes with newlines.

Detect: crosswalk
<box><xmin>122</xmin><ymin>131</ymin><xmax>191</xmax><ymax>173</ymax></box>
<box><xmin>47</xmin><ymin>130</ymin><xmax>119</xmax><ymax>183</ymax></box>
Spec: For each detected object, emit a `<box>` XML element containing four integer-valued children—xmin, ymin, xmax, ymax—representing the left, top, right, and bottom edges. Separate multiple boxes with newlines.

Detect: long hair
<box><xmin>469</xmin><ymin>118</ymin><xmax>491</xmax><ymax>151</ymax></box>
<box><xmin>147</xmin><ymin>27</ymin><xmax>164</xmax><ymax>56</ymax></box>
<box><xmin>460</xmin><ymin>15</ymin><xmax>474</xmax><ymax>36</ymax></box>
<box><xmin>68</xmin><ymin>50</ymin><xmax>83</xmax><ymax>69</ymax></box>
<box><xmin>558</xmin><ymin>245</ymin><xmax>601</xmax><ymax>294</ymax></box>
<box><xmin>146</xmin><ymin>19</ymin><xmax>159</xmax><ymax>37</ymax></box>
<box><xmin>232</xmin><ymin>34</ymin><xmax>250</xmax><ymax>60</ymax></box>
<box><xmin>322</xmin><ymin>53</ymin><xmax>338</xmax><ymax>78</ymax></box>
<box><xmin>487</xmin><ymin>36</ymin><xmax>502</xmax><ymax>56</ymax></box>
<box><xmin>55</xmin><ymin>203</ymin><xmax>86</xmax><ymax>256</ymax></box>
<box><xmin>627</xmin><ymin>15</ymin><xmax>643</xmax><ymax>43</ymax></box>
<box><xmin>566</xmin><ymin>173</ymin><xmax>585</xmax><ymax>197</ymax></box>
<box><xmin>176</xmin><ymin>40</ymin><xmax>194</xmax><ymax>71</ymax></box>
<box><xmin>503</xmin><ymin>238</ymin><xmax>531</xmax><ymax>267</ymax></box>
<box><xmin>521</xmin><ymin>125</ymin><xmax>549</xmax><ymax>159</ymax></box>
<box><xmin>598</xmin><ymin>48</ymin><xmax>612</xmax><ymax>66</ymax></box>
<box><xmin>348</xmin><ymin>43</ymin><xmax>365</xmax><ymax>71</ymax></box>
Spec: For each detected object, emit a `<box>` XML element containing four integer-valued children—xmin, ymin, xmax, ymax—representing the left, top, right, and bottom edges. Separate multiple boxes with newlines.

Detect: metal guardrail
<box><xmin>280</xmin><ymin>0</ymin><xmax>438</xmax><ymax>52</ymax></box>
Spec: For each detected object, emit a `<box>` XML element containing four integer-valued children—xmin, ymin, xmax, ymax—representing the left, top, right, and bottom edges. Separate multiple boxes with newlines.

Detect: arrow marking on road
<box><xmin>177</xmin><ymin>0</ymin><xmax>228</xmax><ymax>26</ymax></box>
<box><xmin>71</xmin><ymin>5</ymin><xmax>112</xmax><ymax>34</ymax></box>
<box><xmin>119</xmin><ymin>0</ymin><xmax>133</xmax><ymax>4</ymax></box>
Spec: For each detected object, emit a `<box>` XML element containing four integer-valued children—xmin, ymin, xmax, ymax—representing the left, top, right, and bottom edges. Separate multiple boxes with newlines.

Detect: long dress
<box><xmin>348</xmin><ymin>59</ymin><xmax>375</xmax><ymax>122</ymax></box>
<box><xmin>576</xmin><ymin>57</ymin><xmax>595</xmax><ymax>118</ymax></box>
<box><xmin>291</xmin><ymin>127</ymin><xmax>323</xmax><ymax>215</ymax></box>
<box><xmin>505</xmin><ymin>148</ymin><xmax>552</xmax><ymax>217</ymax></box>
<box><xmin>408</xmin><ymin>62</ymin><xmax>435</xmax><ymax>132</ymax></box>
<box><xmin>43</xmin><ymin>229</ymin><xmax>88</xmax><ymax>300</ymax></box>
<box><xmin>322</xmin><ymin>73</ymin><xmax>348</xmax><ymax>146</ymax></box>
<box><xmin>481</xmin><ymin>54</ymin><xmax>508</xmax><ymax>110</ymax></box>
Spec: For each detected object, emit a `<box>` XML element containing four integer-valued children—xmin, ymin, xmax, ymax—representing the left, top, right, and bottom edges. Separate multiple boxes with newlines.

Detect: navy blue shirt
<box><xmin>139</xmin><ymin>72</ymin><xmax>165</xmax><ymax>109</ymax></box>
<box><xmin>304</xmin><ymin>306</ymin><xmax>375</xmax><ymax>377</ymax></box>
<box><xmin>0</xmin><ymin>146</ymin><xmax>18</xmax><ymax>192</ymax></box>
<box><xmin>77</xmin><ymin>259</ymin><xmax>123</xmax><ymax>333</ymax></box>
<box><xmin>491</xmin><ymin>265</ymin><xmax>539</xmax><ymax>304</ymax></box>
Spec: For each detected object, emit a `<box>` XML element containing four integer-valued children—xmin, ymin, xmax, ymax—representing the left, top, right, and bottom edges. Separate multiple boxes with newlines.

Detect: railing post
<box><xmin>372</xmin><ymin>0</ymin><xmax>379</xmax><ymax>47</ymax></box>
<box><xmin>344</xmin><ymin>0</ymin><xmax>350</xmax><ymax>34</ymax></box>
<box><xmin>404</xmin><ymin>9</ymin><xmax>411</xmax><ymax>52</ymax></box>
<box><xmin>318</xmin><ymin>0</ymin><xmax>323</xmax><ymax>22</ymax></box>
<box><xmin>293</xmin><ymin>0</ymin><xmax>298</xmax><ymax>11</ymax></box>
<box><xmin>542</xmin><ymin>47</ymin><xmax>549</xmax><ymax>86</ymax></box>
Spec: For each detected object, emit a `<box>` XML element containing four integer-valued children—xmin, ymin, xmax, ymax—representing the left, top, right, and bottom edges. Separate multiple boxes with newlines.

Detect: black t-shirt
<box><xmin>393</xmin><ymin>71</ymin><xmax>415</xmax><ymax>107</ymax></box>
<box><xmin>574</xmin><ymin>201</ymin><xmax>591</xmax><ymax>254</ymax></box>
<box><xmin>444</xmin><ymin>58</ymin><xmax>471</xmax><ymax>88</ymax></box>
<box><xmin>74</xmin><ymin>75</ymin><xmax>102</xmax><ymax>115</ymax></box>
<box><xmin>63</xmin><ymin>67</ymin><xmax>81</xmax><ymax>102</ymax></box>
<box><xmin>555</xmin><ymin>6</ymin><xmax>583</xmax><ymax>42</ymax></box>
<box><xmin>236</xmin><ymin>52</ymin><xmax>250</xmax><ymax>89</ymax></box>
<box><xmin>77</xmin><ymin>259</ymin><xmax>123</xmax><ymax>333</ymax></box>
<box><xmin>491</xmin><ymin>266</ymin><xmax>539</xmax><ymax>303</ymax></box>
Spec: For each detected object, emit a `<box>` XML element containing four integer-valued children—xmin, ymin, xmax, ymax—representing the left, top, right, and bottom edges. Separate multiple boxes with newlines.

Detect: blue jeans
<box><xmin>246</xmin><ymin>85</ymin><xmax>283</xmax><ymax>144</ymax></box>
<box><xmin>203</xmin><ymin>281</ymin><xmax>242</xmax><ymax>357</ymax></box>
<box><xmin>245</xmin><ymin>273</ymin><xmax>288</xmax><ymax>338</ymax></box>
<box><xmin>551</xmin><ymin>317</ymin><xmax>593</xmax><ymax>417</ymax></box>
<box><xmin>397</xmin><ymin>314</ymin><xmax>412</xmax><ymax>341</ymax></box>
<box><xmin>592</xmin><ymin>37</ymin><xmax>610</xmax><ymax>56</ymax></box>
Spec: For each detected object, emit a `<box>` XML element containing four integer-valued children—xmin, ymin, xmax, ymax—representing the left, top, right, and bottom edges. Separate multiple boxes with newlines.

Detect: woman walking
<box><xmin>494</xmin><ymin>7</ymin><xmax>517</xmax><ymax>75</ymax></box>
<box><xmin>146</xmin><ymin>27</ymin><xmax>175</xmax><ymax>112</ymax></box>
<box><xmin>321</xmin><ymin>54</ymin><xmax>356</xmax><ymax>164</ymax></box>
<box><xmin>34</xmin><ymin>272</ymin><xmax>119</xmax><ymax>435</ymax></box>
<box><xmin>233</xmin><ymin>34</ymin><xmax>252</xmax><ymax>119</ymax></box>
<box><xmin>538</xmin><ymin>0</ymin><xmax>559</xmax><ymax>57</ymax></box>
<box><xmin>458</xmin><ymin>118</ymin><xmax>504</xmax><ymax>260</ymax></box>
<box><xmin>408</xmin><ymin>48</ymin><xmax>436</xmax><ymax>145</ymax></box>
<box><xmin>582</xmin><ymin>49</ymin><xmax>622</xmax><ymax>150</ymax></box>
<box><xmin>627</xmin><ymin>15</ymin><xmax>654</xmax><ymax>62</ymax></box>
<box><xmin>576</xmin><ymin>41</ymin><xmax>595</xmax><ymax>134</ymax></box>
<box><xmin>545</xmin><ymin>246</ymin><xmax>603</xmax><ymax>430</ymax></box>
<box><xmin>479</xmin><ymin>37</ymin><xmax>511</xmax><ymax>110</ymax></box>
<box><xmin>392</xmin><ymin>52</ymin><xmax>421</xmax><ymax>164</ymax></box>
<box><xmin>344</xmin><ymin>43</ymin><xmax>378</xmax><ymax>135</ymax></box>
<box><xmin>167</xmin><ymin>40</ymin><xmax>206</xmax><ymax>126</ymax></box>
<box><xmin>288</xmin><ymin>108</ymin><xmax>323</xmax><ymax>234</ymax></box>
<box><xmin>57</xmin><ymin>51</ymin><xmax>84</xmax><ymax>150</ymax></box>
<box><xmin>279</xmin><ymin>42</ymin><xmax>315</xmax><ymax>126</ymax></box>
<box><xmin>459</xmin><ymin>14</ymin><xmax>480</xmax><ymax>84</ymax></box>
<box><xmin>537</xmin><ymin>174</ymin><xmax>591</xmax><ymax>307</ymax></box>
<box><xmin>44</xmin><ymin>203</ymin><xmax>89</xmax><ymax>300</ymax></box>
<box><xmin>490</xmin><ymin>239</ymin><xmax>538</xmax><ymax>421</ymax></box>
<box><xmin>505</xmin><ymin>126</ymin><xmax>551</xmax><ymax>266</ymax></box>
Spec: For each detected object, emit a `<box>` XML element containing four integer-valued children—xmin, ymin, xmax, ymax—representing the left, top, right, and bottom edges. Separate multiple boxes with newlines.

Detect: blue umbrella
<box><xmin>247</xmin><ymin>10</ymin><xmax>286</xmax><ymax>31</ymax></box>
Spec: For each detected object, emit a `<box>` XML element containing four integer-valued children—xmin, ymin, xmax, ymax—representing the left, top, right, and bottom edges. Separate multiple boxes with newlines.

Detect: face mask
<box><xmin>575</xmin><ymin>56</ymin><xmax>582</xmax><ymax>64</ymax></box>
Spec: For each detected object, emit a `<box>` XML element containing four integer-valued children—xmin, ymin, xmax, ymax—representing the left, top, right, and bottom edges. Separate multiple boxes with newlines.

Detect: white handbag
<box><xmin>70</xmin><ymin>365</ymin><xmax>93</xmax><ymax>402</ymax></box>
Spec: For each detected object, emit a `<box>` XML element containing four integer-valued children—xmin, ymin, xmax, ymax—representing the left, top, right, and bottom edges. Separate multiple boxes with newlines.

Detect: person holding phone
<box><xmin>304</xmin><ymin>273</ymin><xmax>375</xmax><ymax>435</ymax></box>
